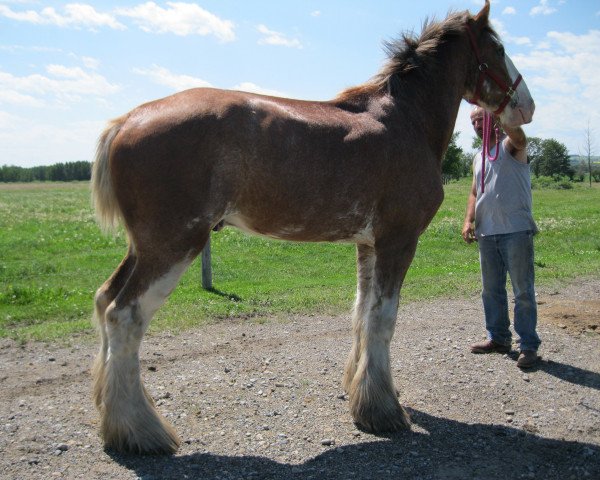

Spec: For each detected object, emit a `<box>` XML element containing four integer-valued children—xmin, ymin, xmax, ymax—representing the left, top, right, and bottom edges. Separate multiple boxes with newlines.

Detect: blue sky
<box><xmin>1</xmin><ymin>0</ymin><xmax>599</xmax><ymax>167</ymax></box>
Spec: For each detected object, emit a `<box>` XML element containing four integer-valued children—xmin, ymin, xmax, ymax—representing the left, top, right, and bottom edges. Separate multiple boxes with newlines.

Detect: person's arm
<box><xmin>462</xmin><ymin>174</ymin><xmax>477</xmax><ymax>243</ymax></box>
<box><xmin>502</xmin><ymin>124</ymin><xmax>528</xmax><ymax>163</ymax></box>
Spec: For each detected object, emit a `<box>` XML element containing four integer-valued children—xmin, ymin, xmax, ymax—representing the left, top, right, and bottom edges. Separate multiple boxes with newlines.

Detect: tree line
<box><xmin>442</xmin><ymin>133</ymin><xmax>599</xmax><ymax>185</ymax></box>
<box><xmin>0</xmin><ymin>161</ymin><xmax>91</xmax><ymax>183</ymax></box>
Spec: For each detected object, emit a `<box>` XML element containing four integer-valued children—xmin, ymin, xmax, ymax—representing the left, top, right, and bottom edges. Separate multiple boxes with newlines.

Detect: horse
<box><xmin>91</xmin><ymin>0</ymin><xmax>534</xmax><ymax>454</ymax></box>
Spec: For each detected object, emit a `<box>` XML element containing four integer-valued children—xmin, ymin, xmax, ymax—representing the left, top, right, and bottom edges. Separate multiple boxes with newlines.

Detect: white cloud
<box><xmin>116</xmin><ymin>2</ymin><xmax>235</xmax><ymax>41</ymax></box>
<box><xmin>232</xmin><ymin>82</ymin><xmax>289</xmax><ymax>98</ymax></box>
<box><xmin>0</xmin><ymin>65</ymin><xmax>120</xmax><ymax>106</ymax></box>
<box><xmin>81</xmin><ymin>56</ymin><xmax>100</xmax><ymax>70</ymax></box>
<box><xmin>0</xmin><ymin>3</ymin><xmax>125</xmax><ymax>30</ymax></box>
<box><xmin>491</xmin><ymin>19</ymin><xmax>531</xmax><ymax>46</ymax></box>
<box><xmin>257</xmin><ymin>24</ymin><xmax>302</xmax><ymax>49</ymax></box>
<box><xmin>502</xmin><ymin>7</ymin><xmax>516</xmax><ymax>15</ymax></box>
<box><xmin>455</xmin><ymin>102</ymin><xmax>479</xmax><ymax>154</ymax></box>
<box><xmin>0</xmin><ymin>113</ymin><xmax>103</xmax><ymax>166</ymax></box>
<box><xmin>510</xmin><ymin>30</ymin><xmax>600</xmax><ymax>152</ymax></box>
<box><xmin>132</xmin><ymin>65</ymin><xmax>290</xmax><ymax>97</ymax></box>
<box><xmin>0</xmin><ymin>2</ymin><xmax>235</xmax><ymax>39</ymax></box>
<box><xmin>530</xmin><ymin>0</ymin><xmax>557</xmax><ymax>16</ymax></box>
<box><xmin>311</xmin><ymin>11</ymin><xmax>321</xmax><ymax>17</ymax></box>
<box><xmin>133</xmin><ymin>65</ymin><xmax>212</xmax><ymax>91</ymax></box>
<box><xmin>0</xmin><ymin>45</ymin><xmax>63</xmax><ymax>54</ymax></box>
<box><xmin>511</xmin><ymin>36</ymin><xmax>533</xmax><ymax>46</ymax></box>
<box><xmin>66</xmin><ymin>53</ymin><xmax>102</xmax><ymax>70</ymax></box>
<box><xmin>546</xmin><ymin>30</ymin><xmax>600</xmax><ymax>54</ymax></box>
<box><xmin>0</xmin><ymin>89</ymin><xmax>43</xmax><ymax>107</ymax></box>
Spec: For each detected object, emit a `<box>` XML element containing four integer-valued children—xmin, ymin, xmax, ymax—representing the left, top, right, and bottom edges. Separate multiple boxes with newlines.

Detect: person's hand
<box><xmin>462</xmin><ymin>221</ymin><xmax>476</xmax><ymax>244</ymax></box>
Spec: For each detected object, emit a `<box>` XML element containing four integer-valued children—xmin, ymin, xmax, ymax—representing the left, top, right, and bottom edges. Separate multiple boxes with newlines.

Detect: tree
<box><xmin>443</xmin><ymin>132</ymin><xmax>469</xmax><ymax>180</ymax></box>
<box><xmin>527</xmin><ymin>137</ymin><xmax>543</xmax><ymax>175</ymax></box>
<box><xmin>0</xmin><ymin>161</ymin><xmax>92</xmax><ymax>183</ymax></box>
<box><xmin>534</xmin><ymin>138</ymin><xmax>574</xmax><ymax>179</ymax></box>
<box><xmin>472</xmin><ymin>135</ymin><xmax>482</xmax><ymax>150</ymax></box>
<box><xmin>580</xmin><ymin>120</ymin><xmax>595</xmax><ymax>187</ymax></box>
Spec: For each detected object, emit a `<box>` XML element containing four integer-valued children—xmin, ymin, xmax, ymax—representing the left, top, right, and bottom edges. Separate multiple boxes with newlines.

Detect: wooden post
<box><xmin>201</xmin><ymin>236</ymin><xmax>212</xmax><ymax>290</ymax></box>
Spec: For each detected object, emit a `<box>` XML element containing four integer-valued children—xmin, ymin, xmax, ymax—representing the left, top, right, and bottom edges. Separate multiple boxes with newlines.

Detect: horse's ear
<box><xmin>474</xmin><ymin>0</ymin><xmax>490</xmax><ymax>24</ymax></box>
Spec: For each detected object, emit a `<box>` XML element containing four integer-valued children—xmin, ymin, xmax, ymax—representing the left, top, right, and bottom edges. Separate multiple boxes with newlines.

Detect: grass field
<box><xmin>1</xmin><ymin>180</ymin><xmax>599</xmax><ymax>342</ymax></box>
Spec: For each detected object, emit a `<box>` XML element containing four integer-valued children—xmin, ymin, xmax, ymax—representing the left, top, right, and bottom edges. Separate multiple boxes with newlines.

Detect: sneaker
<box><xmin>470</xmin><ymin>339</ymin><xmax>511</xmax><ymax>354</ymax></box>
<box><xmin>517</xmin><ymin>350</ymin><xmax>541</xmax><ymax>369</ymax></box>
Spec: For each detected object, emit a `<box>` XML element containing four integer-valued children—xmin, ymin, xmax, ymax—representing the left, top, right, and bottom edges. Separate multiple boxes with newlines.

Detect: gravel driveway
<box><xmin>1</xmin><ymin>278</ymin><xmax>599</xmax><ymax>480</ymax></box>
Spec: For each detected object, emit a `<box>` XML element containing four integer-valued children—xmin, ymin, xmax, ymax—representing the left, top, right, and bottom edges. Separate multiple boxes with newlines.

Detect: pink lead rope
<box><xmin>480</xmin><ymin>111</ymin><xmax>500</xmax><ymax>194</ymax></box>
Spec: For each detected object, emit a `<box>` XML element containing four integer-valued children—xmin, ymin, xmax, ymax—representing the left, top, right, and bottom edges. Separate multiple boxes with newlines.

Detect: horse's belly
<box><xmin>223</xmin><ymin>213</ymin><xmax>374</xmax><ymax>245</ymax></box>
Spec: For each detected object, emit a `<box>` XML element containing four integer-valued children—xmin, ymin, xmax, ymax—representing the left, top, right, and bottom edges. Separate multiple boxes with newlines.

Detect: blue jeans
<box><xmin>478</xmin><ymin>230</ymin><xmax>541</xmax><ymax>352</ymax></box>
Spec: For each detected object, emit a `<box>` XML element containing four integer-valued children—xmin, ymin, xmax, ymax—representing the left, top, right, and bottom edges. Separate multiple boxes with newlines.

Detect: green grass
<box><xmin>1</xmin><ymin>180</ymin><xmax>599</xmax><ymax>342</ymax></box>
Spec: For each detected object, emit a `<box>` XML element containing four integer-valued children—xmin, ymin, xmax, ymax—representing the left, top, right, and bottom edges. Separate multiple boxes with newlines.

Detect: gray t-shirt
<box><xmin>473</xmin><ymin>140</ymin><xmax>538</xmax><ymax>238</ymax></box>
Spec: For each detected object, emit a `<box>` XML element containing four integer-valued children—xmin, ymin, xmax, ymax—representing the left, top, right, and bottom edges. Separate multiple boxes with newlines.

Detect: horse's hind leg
<box><xmin>346</xmin><ymin>237</ymin><xmax>418</xmax><ymax>433</ymax></box>
<box><xmin>92</xmin><ymin>248</ymin><xmax>136</xmax><ymax>409</ymax></box>
<box><xmin>96</xmin><ymin>245</ymin><xmax>200</xmax><ymax>454</ymax></box>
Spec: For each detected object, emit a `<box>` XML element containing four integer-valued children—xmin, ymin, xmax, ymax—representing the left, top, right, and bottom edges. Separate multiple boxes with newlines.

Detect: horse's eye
<box><xmin>497</xmin><ymin>45</ymin><xmax>505</xmax><ymax>57</ymax></box>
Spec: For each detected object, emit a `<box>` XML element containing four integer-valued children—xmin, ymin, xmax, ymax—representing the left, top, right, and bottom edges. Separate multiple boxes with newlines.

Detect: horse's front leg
<box><xmin>346</xmin><ymin>237</ymin><xmax>418</xmax><ymax>432</ymax></box>
<box><xmin>343</xmin><ymin>244</ymin><xmax>375</xmax><ymax>392</ymax></box>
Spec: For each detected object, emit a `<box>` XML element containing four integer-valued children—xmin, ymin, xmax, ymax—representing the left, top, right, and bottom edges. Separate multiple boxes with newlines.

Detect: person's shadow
<box><xmin>108</xmin><ymin>407</ymin><xmax>600</xmax><ymax>480</ymax></box>
<box><xmin>507</xmin><ymin>354</ymin><xmax>600</xmax><ymax>391</ymax></box>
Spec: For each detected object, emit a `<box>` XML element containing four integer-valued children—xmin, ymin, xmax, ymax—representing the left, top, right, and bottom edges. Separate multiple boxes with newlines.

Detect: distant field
<box><xmin>1</xmin><ymin>180</ymin><xmax>599</xmax><ymax>342</ymax></box>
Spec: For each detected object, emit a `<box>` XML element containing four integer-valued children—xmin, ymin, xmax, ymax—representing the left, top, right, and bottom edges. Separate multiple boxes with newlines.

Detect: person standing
<box><xmin>462</xmin><ymin>106</ymin><xmax>541</xmax><ymax>369</ymax></box>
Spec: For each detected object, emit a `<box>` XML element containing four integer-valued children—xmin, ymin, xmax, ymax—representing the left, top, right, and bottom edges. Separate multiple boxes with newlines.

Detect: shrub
<box><xmin>531</xmin><ymin>175</ymin><xmax>573</xmax><ymax>190</ymax></box>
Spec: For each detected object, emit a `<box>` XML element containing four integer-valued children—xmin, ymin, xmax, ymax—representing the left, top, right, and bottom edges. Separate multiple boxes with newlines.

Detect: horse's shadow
<box><xmin>108</xmin><ymin>407</ymin><xmax>600</xmax><ymax>480</ymax></box>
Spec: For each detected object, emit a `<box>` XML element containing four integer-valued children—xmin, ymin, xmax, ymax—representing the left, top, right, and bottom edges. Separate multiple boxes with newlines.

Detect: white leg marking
<box><xmin>364</xmin><ymin>292</ymin><xmax>399</xmax><ymax>369</ymax></box>
<box><xmin>138</xmin><ymin>259</ymin><xmax>191</xmax><ymax>320</ymax></box>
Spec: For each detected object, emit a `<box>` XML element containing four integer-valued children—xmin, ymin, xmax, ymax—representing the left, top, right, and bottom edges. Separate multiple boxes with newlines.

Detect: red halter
<box><xmin>465</xmin><ymin>23</ymin><xmax>522</xmax><ymax>116</ymax></box>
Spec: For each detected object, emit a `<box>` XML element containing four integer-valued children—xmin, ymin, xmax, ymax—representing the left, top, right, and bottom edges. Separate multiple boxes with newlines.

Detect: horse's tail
<box><xmin>91</xmin><ymin>115</ymin><xmax>127</xmax><ymax>234</ymax></box>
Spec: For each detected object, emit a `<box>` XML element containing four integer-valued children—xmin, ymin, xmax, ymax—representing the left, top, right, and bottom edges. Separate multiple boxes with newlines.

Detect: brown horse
<box><xmin>91</xmin><ymin>1</ymin><xmax>534</xmax><ymax>454</ymax></box>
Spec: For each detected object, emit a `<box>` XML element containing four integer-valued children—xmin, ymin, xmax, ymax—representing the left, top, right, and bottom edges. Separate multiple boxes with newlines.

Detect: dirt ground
<box><xmin>1</xmin><ymin>278</ymin><xmax>598</xmax><ymax>480</ymax></box>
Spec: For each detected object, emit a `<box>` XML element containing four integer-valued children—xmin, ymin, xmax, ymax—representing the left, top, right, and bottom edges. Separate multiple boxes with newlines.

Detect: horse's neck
<box><xmin>394</xmin><ymin>40</ymin><xmax>469</xmax><ymax>163</ymax></box>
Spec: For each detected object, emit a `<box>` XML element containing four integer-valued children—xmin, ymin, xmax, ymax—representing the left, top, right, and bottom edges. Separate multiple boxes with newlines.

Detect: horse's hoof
<box><xmin>351</xmin><ymin>402</ymin><xmax>411</xmax><ymax>433</ymax></box>
<box><xmin>101</xmin><ymin>409</ymin><xmax>181</xmax><ymax>455</ymax></box>
<box><xmin>104</xmin><ymin>429</ymin><xmax>180</xmax><ymax>455</ymax></box>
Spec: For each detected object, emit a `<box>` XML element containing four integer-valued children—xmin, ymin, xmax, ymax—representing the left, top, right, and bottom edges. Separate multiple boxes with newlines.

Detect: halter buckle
<box><xmin>478</xmin><ymin>63</ymin><xmax>489</xmax><ymax>72</ymax></box>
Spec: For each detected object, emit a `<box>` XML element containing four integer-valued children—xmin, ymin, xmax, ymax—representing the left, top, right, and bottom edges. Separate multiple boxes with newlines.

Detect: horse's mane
<box><xmin>336</xmin><ymin>10</ymin><xmax>480</xmax><ymax>103</ymax></box>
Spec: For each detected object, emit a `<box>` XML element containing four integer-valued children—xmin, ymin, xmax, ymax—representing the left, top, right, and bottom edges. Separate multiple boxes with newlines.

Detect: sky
<box><xmin>1</xmin><ymin>0</ymin><xmax>599</xmax><ymax>167</ymax></box>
